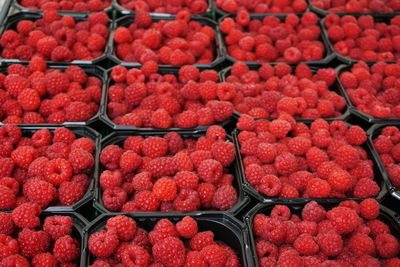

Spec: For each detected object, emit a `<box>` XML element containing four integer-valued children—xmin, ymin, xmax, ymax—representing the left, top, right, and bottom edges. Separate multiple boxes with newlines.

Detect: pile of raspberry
<box><xmin>0</xmin><ymin>60</ymin><xmax>102</xmax><ymax>124</ymax></box>
<box><xmin>216</xmin><ymin>0</ymin><xmax>307</xmax><ymax>14</ymax></box>
<box><xmin>117</xmin><ymin>0</ymin><xmax>208</xmax><ymax>14</ymax></box>
<box><xmin>220</xmin><ymin>11</ymin><xmax>325</xmax><ymax>63</ymax></box>
<box><xmin>253</xmin><ymin>199</ymin><xmax>400</xmax><ymax>266</ymax></box>
<box><xmin>325</xmin><ymin>14</ymin><xmax>400</xmax><ymax>62</ymax></box>
<box><xmin>311</xmin><ymin>0</ymin><xmax>400</xmax><ymax>13</ymax></box>
<box><xmin>0</xmin><ymin>204</ymin><xmax>80</xmax><ymax>266</ymax></box>
<box><xmin>340</xmin><ymin>61</ymin><xmax>400</xmax><ymax>119</ymax></box>
<box><xmin>99</xmin><ymin>126</ymin><xmax>238</xmax><ymax>212</ymax></box>
<box><xmin>237</xmin><ymin>114</ymin><xmax>380</xmax><ymax>198</ymax></box>
<box><xmin>18</xmin><ymin>0</ymin><xmax>111</xmax><ymax>11</ymax></box>
<box><xmin>373</xmin><ymin>126</ymin><xmax>400</xmax><ymax>190</ymax></box>
<box><xmin>224</xmin><ymin>62</ymin><xmax>346</xmax><ymax>119</ymax></box>
<box><xmin>0</xmin><ymin>10</ymin><xmax>109</xmax><ymax>62</ymax></box>
<box><xmin>88</xmin><ymin>215</ymin><xmax>240</xmax><ymax>267</ymax></box>
<box><xmin>0</xmin><ymin>125</ymin><xmax>95</xmax><ymax>210</ymax></box>
<box><xmin>113</xmin><ymin>10</ymin><xmax>217</xmax><ymax>65</ymax></box>
<box><xmin>107</xmin><ymin>64</ymin><xmax>233</xmax><ymax>129</ymax></box>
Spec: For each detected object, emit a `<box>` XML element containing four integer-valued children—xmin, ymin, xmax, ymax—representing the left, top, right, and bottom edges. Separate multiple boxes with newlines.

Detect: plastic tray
<box><xmin>108</xmin><ymin>14</ymin><xmax>225</xmax><ymax>69</ymax></box>
<box><xmin>368</xmin><ymin>123</ymin><xmax>400</xmax><ymax>201</ymax></box>
<box><xmin>336</xmin><ymin>64</ymin><xmax>400</xmax><ymax>124</ymax></box>
<box><xmin>0</xmin><ymin>12</ymin><xmax>111</xmax><ymax>65</ymax></box>
<box><xmin>100</xmin><ymin>66</ymin><xmax>234</xmax><ymax>132</ymax></box>
<box><xmin>320</xmin><ymin>16</ymin><xmax>398</xmax><ymax>65</ymax></box>
<box><xmin>218</xmin><ymin>14</ymin><xmax>335</xmax><ymax>67</ymax></box>
<box><xmin>112</xmin><ymin>0</ymin><xmax>213</xmax><ymax>17</ymax></box>
<box><xmin>308</xmin><ymin>0</ymin><xmax>400</xmax><ymax>17</ymax></box>
<box><xmin>244</xmin><ymin>201</ymin><xmax>400</xmax><ymax>267</ymax></box>
<box><xmin>11</xmin><ymin>0</ymin><xmax>113</xmax><ymax>15</ymax></box>
<box><xmin>0</xmin><ymin>61</ymin><xmax>107</xmax><ymax>127</ymax></box>
<box><xmin>232</xmin><ymin>121</ymin><xmax>390</xmax><ymax>204</ymax></box>
<box><xmin>82</xmin><ymin>212</ymin><xmax>251</xmax><ymax>266</ymax></box>
<box><xmin>219</xmin><ymin>64</ymin><xmax>351</xmax><ymax>123</ymax></box>
<box><xmin>0</xmin><ymin>0</ymin><xmax>12</xmax><ymax>26</ymax></box>
<box><xmin>94</xmin><ymin>130</ymin><xmax>250</xmax><ymax>215</ymax></box>
<box><xmin>0</xmin><ymin>125</ymin><xmax>101</xmax><ymax>213</ymax></box>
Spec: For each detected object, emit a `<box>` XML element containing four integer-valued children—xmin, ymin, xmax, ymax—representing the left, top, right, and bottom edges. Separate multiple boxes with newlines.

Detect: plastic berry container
<box><xmin>244</xmin><ymin>201</ymin><xmax>400</xmax><ymax>267</ymax></box>
<box><xmin>309</xmin><ymin>0</ymin><xmax>400</xmax><ymax>17</ymax></box>
<box><xmin>12</xmin><ymin>0</ymin><xmax>113</xmax><ymax>15</ymax></box>
<box><xmin>100</xmin><ymin>66</ymin><xmax>234</xmax><ymax>132</ymax></box>
<box><xmin>218</xmin><ymin>14</ymin><xmax>335</xmax><ymax>67</ymax></box>
<box><xmin>368</xmin><ymin>123</ymin><xmax>400</xmax><ymax>201</ymax></box>
<box><xmin>320</xmin><ymin>15</ymin><xmax>399</xmax><ymax>65</ymax></box>
<box><xmin>218</xmin><ymin>64</ymin><xmax>351</xmax><ymax>123</ymax></box>
<box><xmin>232</xmin><ymin>120</ymin><xmax>390</xmax><ymax>204</ymax></box>
<box><xmin>82</xmin><ymin>213</ymin><xmax>251</xmax><ymax>266</ymax></box>
<box><xmin>0</xmin><ymin>62</ymin><xmax>107</xmax><ymax>127</ymax></box>
<box><xmin>94</xmin><ymin>130</ymin><xmax>250</xmax><ymax>215</ymax></box>
<box><xmin>113</xmin><ymin>0</ymin><xmax>213</xmax><ymax>17</ymax></box>
<box><xmin>108</xmin><ymin>15</ymin><xmax>225</xmax><ymax>69</ymax></box>
<box><xmin>0</xmin><ymin>125</ymin><xmax>100</xmax><ymax>213</ymax></box>
<box><xmin>0</xmin><ymin>12</ymin><xmax>111</xmax><ymax>65</ymax></box>
<box><xmin>336</xmin><ymin>64</ymin><xmax>400</xmax><ymax>124</ymax></box>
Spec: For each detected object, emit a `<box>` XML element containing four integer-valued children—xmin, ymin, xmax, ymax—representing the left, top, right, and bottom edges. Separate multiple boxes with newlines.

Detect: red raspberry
<box><xmin>142</xmin><ymin>137</ymin><xmax>168</xmax><ymax>158</ymax></box>
<box><xmin>293</xmin><ymin>234</ymin><xmax>319</xmax><ymax>256</ymax></box>
<box><xmin>176</xmin><ymin>216</ymin><xmax>198</xmax><ymax>239</ymax></box>
<box><xmin>174</xmin><ymin>152</ymin><xmax>194</xmax><ymax>172</ymax></box>
<box><xmin>348</xmin><ymin>233</ymin><xmax>374</xmax><ymax>257</ymax></box>
<box><xmin>375</xmin><ymin>233</ymin><xmax>399</xmax><ymax>258</ymax></box>
<box><xmin>209</xmin><ymin>101</ymin><xmax>233</xmax><ymax>122</ymax></box>
<box><xmin>44</xmin><ymin>158</ymin><xmax>73</xmax><ymax>186</ymax></box>
<box><xmin>335</xmin><ymin>144</ymin><xmax>360</xmax><ymax>169</ymax></box>
<box><xmin>197</xmin><ymin>159</ymin><xmax>223</xmax><ymax>184</ymax></box>
<box><xmin>316</xmin><ymin>230</ymin><xmax>343</xmax><ymax>257</ymax></box>
<box><xmin>17</xmin><ymin>228</ymin><xmax>50</xmax><ymax>259</ymax></box>
<box><xmin>65</xmin><ymin>101</ymin><xmax>93</xmax><ymax>122</ymax></box>
<box><xmin>269</xmin><ymin>119</ymin><xmax>291</xmax><ymax>138</ymax></box>
<box><xmin>102</xmin><ymin>187</ymin><xmax>127</xmax><ymax>211</ymax></box>
<box><xmin>210</xmin><ymin>141</ymin><xmax>235</xmax><ymax>167</ymax></box>
<box><xmin>31</xmin><ymin>253</ymin><xmax>57</xmax><ymax>267</ymax></box>
<box><xmin>152</xmin><ymin>237</ymin><xmax>185</xmax><ymax>267</ymax></box>
<box><xmin>353</xmin><ymin>178</ymin><xmax>380</xmax><ymax>198</ymax></box>
<box><xmin>256</xmin><ymin>143</ymin><xmax>277</xmax><ymax>164</ymax></box>
<box><xmin>288</xmin><ymin>171</ymin><xmax>313</xmax><ymax>192</ymax></box>
<box><xmin>274</xmin><ymin>152</ymin><xmax>297</xmax><ymax>176</ymax></box>
<box><xmin>327</xmin><ymin>207</ymin><xmax>361</xmax><ymax>234</ymax></box>
<box><xmin>53</xmin><ymin>235</ymin><xmax>80</xmax><ymax>262</ymax></box>
<box><xmin>0</xmin><ymin>213</ymin><xmax>14</xmax><ymax>235</ymax></box>
<box><xmin>173</xmin><ymin>189</ymin><xmax>201</xmax><ymax>212</ymax></box>
<box><xmin>197</xmin><ymin>183</ymin><xmax>216</xmax><ymax>208</ymax></box>
<box><xmin>71</xmin><ymin>137</ymin><xmax>95</xmax><ymax>153</ymax></box>
<box><xmin>88</xmin><ymin>229</ymin><xmax>119</xmax><ymax>258</ymax></box>
<box><xmin>11</xmin><ymin>202</ymin><xmax>41</xmax><ymax>228</ymax></box>
<box><xmin>23</xmin><ymin>179</ymin><xmax>57</xmax><ymax>208</ymax></box>
<box><xmin>258</xmin><ymin>175</ymin><xmax>282</xmax><ymax>197</ymax></box>
<box><xmin>305</xmin><ymin>178</ymin><xmax>331</xmax><ymax>198</ymax></box>
<box><xmin>152</xmin><ymin>177</ymin><xmax>177</xmax><ymax>202</ymax></box>
<box><xmin>11</xmin><ymin>146</ymin><xmax>37</xmax><ymax>168</ymax></box>
<box><xmin>327</xmin><ymin>169</ymin><xmax>352</xmax><ymax>192</ymax></box>
<box><xmin>43</xmin><ymin>216</ymin><xmax>73</xmax><ymax>241</ymax></box>
<box><xmin>359</xmin><ymin>198</ymin><xmax>379</xmax><ymax>220</ymax></box>
<box><xmin>345</xmin><ymin>126</ymin><xmax>367</xmax><ymax>146</ymax></box>
<box><xmin>134</xmin><ymin>190</ymin><xmax>160</xmax><ymax>212</ymax></box>
<box><xmin>301</xmin><ymin>201</ymin><xmax>326</xmax><ymax>222</ymax></box>
<box><xmin>68</xmin><ymin>149</ymin><xmax>94</xmax><ymax>173</ymax></box>
<box><xmin>100</xmin><ymin>145</ymin><xmax>123</xmax><ymax>170</ymax></box>
<box><xmin>306</xmin><ymin>147</ymin><xmax>329</xmax><ymax>171</ymax></box>
<box><xmin>288</xmin><ymin>137</ymin><xmax>312</xmax><ymax>156</ymax></box>
<box><xmin>201</xmin><ymin>244</ymin><xmax>227</xmax><ymax>266</ymax></box>
<box><xmin>211</xmin><ymin>185</ymin><xmax>237</xmax><ymax>211</ymax></box>
<box><xmin>146</xmin><ymin>157</ymin><xmax>177</xmax><ymax>178</ymax></box>
<box><xmin>0</xmin><ymin>186</ymin><xmax>16</xmax><ymax>210</ymax></box>
<box><xmin>58</xmin><ymin>181</ymin><xmax>85</xmax><ymax>206</ymax></box>
<box><xmin>106</xmin><ymin>215</ymin><xmax>137</xmax><ymax>242</ymax></box>
<box><xmin>190</xmin><ymin>231</ymin><xmax>215</xmax><ymax>251</ymax></box>
<box><xmin>185</xmin><ymin>251</ymin><xmax>206</xmax><ymax>267</ymax></box>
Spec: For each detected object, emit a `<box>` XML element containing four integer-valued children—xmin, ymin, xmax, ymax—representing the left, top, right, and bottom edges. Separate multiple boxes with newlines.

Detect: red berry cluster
<box><xmin>0</xmin><ymin>10</ymin><xmax>109</xmax><ymax>62</ymax></box>
<box><xmin>117</xmin><ymin>0</ymin><xmax>208</xmax><ymax>14</ymax></box>
<box><xmin>340</xmin><ymin>61</ymin><xmax>400</xmax><ymax>119</ymax></box>
<box><xmin>253</xmin><ymin>199</ymin><xmax>400</xmax><ymax>266</ymax></box>
<box><xmin>99</xmin><ymin>127</ymin><xmax>238</xmax><ymax>212</ymax></box>
<box><xmin>312</xmin><ymin>0</ymin><xmax>400</xmax><ymax>13</ymax></box>
<box><xmin>0</xmin><ymin>125</ymin><xmax>95</xmax><ymax>210</ymax></box>
<box><xmin>373</xmin><ymin>126</ymin><xmax>400</xmax><ymax>190</ymax></box>
<box><xmin>0</xmin><ymin>61</ymin><xmax>102</xmax><ymax>124</ymax></box>
<box><xmin>216</xmin><ymin>0</ymin><xmax>307</xmax><ymax>14</ymax></box>
<box><xmin>220</xmin><ymin>11</ymin><xmax>325</xmax><ymax>63</ymax></box>
<box><xmin>18</xmin><ymin>0</ymin><xmax>111</xmax><ymax>12</ymax></box>
<box><xmin>237</xmin><ymin>114</ymin><xmax>380</xmax><ymax>198</ymax></box>
<box><xmin>0</xmin><ymin>204</ymin><xmax>80</xmax><ymax>266</ymax></box>
<box><xmin>88</xmin><ymin>215</ymin><xmax>240</xmax><ymax>266</ymax></box>
<box><xmin>113</xmin><ymin>10</ymin><xmax>217</xmax><ymax>65</ymax></box>
<box><xmin>107</xmin><ymin>64</ymin><xmax>233</xmax><ymax>129</ymax></box>
<box><xmin>224</xmin><ymin>62</ymin><xmax>346</xmax><ymax>119</ymax></box>
<box><xmin>325</xmin><ymin>14</ymin><xmax>400</xmax><ymax>62</ymax></box>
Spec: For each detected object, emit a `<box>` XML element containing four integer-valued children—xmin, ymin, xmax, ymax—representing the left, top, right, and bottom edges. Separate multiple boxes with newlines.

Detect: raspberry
<box><xmin>176</xmin><ymin>216</ymin><xmax>198</xmax><ymax>239</ymax></box>
<box><xmin>18</xmin><ymin>228</ymin><xmax>50</xmax><ymax>259</ymax></box>
<box><xmin>152</xmin><ymin>237</ymin><xmax>185</xmax><ymax>267</ymax></box>
<box><xmin>302</xmin><ymin>201</ymin><xmax>326</xmax><ymax>222</ymax></box>
<box><xmin>146</xmin><ymin>157</ymin><xmax>177</xmax><ymax>178</ymax></box>
<box><xmin>100</xmin><ymin>145</ymin><xmax>123</xmax><ymax>170</ymax></box>
<box><xmin>152</xmin><ymin>177</ymin><xmax>177</xmax><ymax>202</ymax></box>
<box><xmin>348</xmin><ymin>233</ymin><xmax>374</xmax><ymax>257</ymax></box>
<box><xmin>345</xmin><ymin>126</ymin><xmax>367</xmax><ymax>146</ymax></box>
<box><xmin>274</xmin><ymin>152</ymin><xmax>297</xmax><ymax>176</ymax></box>
<box><xmin>211</xmin><ymin>185</ymin><xmax>237</xmax><ymax>211</ymax></box>
<box><xmin>197</xmin><ymin>183</ymin><xmax>216</xmax><ymax>208</ymax></box>
<box><xmin>106</xmin><ymin>215</ymin><xmax>136</xmax><ymax>242</ymax></box>
<box><xmin>359</xmin><ymin>198</ymin><xmax>379</xmax><ymax>220</ymax></box>
<box><xmin>293</xmin><ymin>234</ymin><xmax>319</xmax><ymax>256</ymax></box>
<box><xmin>142</xmin><ymin>137</ymin><xmax>168</xmax><ymax>158</ymax></box>
<box><xmin>173</xmin><ymin>189</ymin><xmax>200</xmax><ymax>212</ymax></box>
<box><xmin>88</xmin><ymin>229</ymin><xmax>119</xmax><ymax>258</ymax></box>
<box><xmin>210</xmin><ymin>141</ymin><xmax>235</xmax><ymax>167</ymax></box>
<box><xmin>43</xmin><ymin>216</ymin><xmax>73</xmax><ymax>241</ymax></box>
<box><xmin>0</xmin><ymin>186</ymin><xmax>16</xmax><ymax>210</ymax></box>
<box><xmin>375</xmin><ymin>233</ymin><xmax>399</xmax><ymax>258</ymax></box>
<box><xmin>102</xmin><ymin>187</ymin><xmax>127</xmax><ymax>211</ymax></box>
<box><xmin>327</xmin><ymin>169</ymin><xmax>352</xmax><ymax>192</ymax></box>
<box><xmin>11</xmin><ymin>146</ymin><xmax>38</xmax><ymax>168</ymax></box>
<box><xmin>197</xmin><ymin>159</ymin><xmax>223</xmax><ymax>184</ymax></box>
<box><xmin>58</xmin><ymin>181</ymin><xmax>85</xmax><ymax>206</ymax></box>
<box><xmin>201</xmin><ymin>244</ymin><xmax>227</xmax><ymax>266</ymax></box>
<box><xmin>0</xmin><ymin>234</ymin><xmax>18</xmax><ymax>259</ymax></box>
<box><xmin>68</xmin><ymin>149</ymin><xmax>94</xmax><ymax>173</ymax></box>
<box><xmin>258</xmin><ymin>175</ymin><xmax>282</xmax><ymax>197</ymax></box>
<box><xmin>31</xmin><ymin>253</ymin><xmax>57</xmax><ymax>267</ymax></box>
<box><xmin>316</xmin><ymin>230</ymin><xmax>343</xmax><ymax>257</ymax></box>
<box><xmin>44</xmin><ymin>158</ymin><xmax>73</xmax><ymax>186</ymax></box>
<box><xmin>53</xmin><ymin>235</ymin><xmax>79</xmax><ymax>262</ymax></box>
<box><xmin>0</xmin><ymin>213</ymin><xmax>14</xmax><ymax>235</ymax></box>
<box><xmin>327</xmin><ymin>207</ymin><xmax>360</xmax><ymax>234</ymax></box>
<box><xmin>305</xmin><ymin>178</ymin><xmax>331</xmax><ymax>198</ymax></box>
<box><xmin>11</xmin><ymin>202</ymin><xmax>41</xmax><ymax>228</ymax></box>
<box><xmin>134</xmin><ymin>190</ymin><xmax>160</xmax><ymax>212</ymax></box>
<box><xmin>23</xmin><ymin>179</ymin><xmax>57</xmax><ymax>208</ymax></box>
<box><xmin>269</xmin><ymin>119</ymin><xmax>291</xmax><ymax>138</ymax></box>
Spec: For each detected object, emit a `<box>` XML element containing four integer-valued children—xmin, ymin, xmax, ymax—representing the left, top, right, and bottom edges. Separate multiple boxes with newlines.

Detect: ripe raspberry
<box><xmin>43</xmin><ymin>216</ymin><xmax>73</xmax><ymax>241</ymax></box>
<box><xmin>306</xmin><ymin>147</ymin><xmax>329</xmax><ymax>171</ymax></box>
<box><xmin>211</xmin><ymin>185</ymin><xmax>237</xmax><ymax>211</ymax></box>
<box><xmin>0</xmin><ymin>234</ymin><xmax>18</xmax><ymax>260</ymax></box>
<box><xmin>201</xmin><ymin>244</ymin><xmax>227</xmax><ymax>266</ymax></box>
<box><xmin>274</xmin><ymin>152</ymin><xmax>297</xmax><ymax>176</ymax></box>
<box><xmin>211</xmin><ymin>141</ymin><xmax>235</xmax><ymax>167</ymax></box>
<box><xmin>197</xmin><ymin>159</ymin><xmax>223</xmax><ymax>184</ymax></box>
<box><xmin>316</xmin><ymin>230</ymin><xmax>343</xmax><ymax>257</ymax></box>
<box><xmin>134</xmin><ymin>190</ymin><xmax>160</xmax><ymax>212</ymax></box>
<box><xmin>17</xmin><ymin>228</ymin><xmax>50</xmax><ymax>259</ymax></box>
<box><xmin>197</xmin><ymin>183</ymin><xmax>216</xmax><ymax>208</ymax></box>
<box><xmin>190</xmin><ymin>231</ymin><xmax>215</xmax><ymax>251</ymax></box>
<box><xmin>68</xmin><ymin>149</ymin><xmax>94</xmax><ymax>174</ymax></box>
<box><xmin>176</xmin><ymin>216</ymin><xmax>198</xmax><ymax>239</ymax></box>
<box><xmin>302</xmin><ymin>201</ymin><xmax>326</xmax><ymax>222</ymax></box>
<box><xmin>142</xmin><ymin>137</ymin><xmax>168</xmax><ymax>158</ymax></box>
<box><xmin>327</xmin><ymin>207</ymin><xmax>360</xmax><ymax>234</ymax></box>
<box><xmin>327</xmin><ymin>169</ymin><xmax>352</xmax><ymax>192</ymax></box>
<box><xmin>44</xmin><ymin>158</ymin><xmax>73</xmax><ymax>186</ymax></box>
<box><xmin>23</xmin><ymin>179</ymin><xmax>57</xmax><ymax>208</ymax></box>
<box><xmin>269</xmin><ymin>119</ymin><xmax>291</xmax><ymax>138</ymax></box>
<box><xmin>146</xmin><ymin>157</ymin><xmax>177</xmax><ymax>178</ymax></box>
<box><xmin>375</xmin><ymin>233</ymin><xmax>399</xmax><ymax>258</ymax></box>
<box><xmin>173</xmin><ymin>189</ymin><xmax>201</xmax><ymax>212</ymax></box>
<box><xmin>100</xmin><ymin>145</ymin><xmax>123</xmax><ymax>170</ymax></box>
<box><xmin>11</xmin><ymin>202</ymin><xmax>41</xmax><ymax>228</ymax></box>
<box><xmin>353</xmin><ymin>178</ymin><xmax>380</xmax><ymax>198</ymax></box>
<box><xmin>31</xmin><ymin>253</ymin><xmax>57</xmax><ymax>267</ymax></box>
<box><xmin>65</xmin><ymin>101</ymin><xmax>93</xmax><ymax>122</ymax></box>
<box><xmin>11</xmin><ymin>146</ymin><xmax>38</xmax><ymax>168</ymax></box>
<box><xmin>359</xmin><ymin>198</ymin><xmax>380</xmax><ymax>220</ymax></box>
<box><xmin>345</xmin><ymin>126</ymin><xmax>367</xmax><ymax>146</ymax></box>
<box><xmin>102</xmin><ymin>187</ymin><xmax>127</xmax><ymax>211</ymax></box>
<box><xmin>348</xmin><ymin>233</ymin><xmax>375</xmax><ymax>257</ymax></box>
<box><xmin>152</xmin><ymin>237</ymin><xmax>185</xmax><ymax>267</ymax></box>
<box><xmin>293</xmin><ymin>234</ymin><xmax>319</xmax><ymax>256</ymax></box>
<box><xmin>106</xmin><ymin>215</ymin><xmax>137</xmax><ymax>242</ymax></box>
<box><xmin>256</xmin><ymin>143</ymin><xmax>277</xmax><ymax>163</ymax></box>
<box><xmin>58</xmin><ymin>181</ymin><xmax>85</xmax><ymax>206</ymax></box>
<box><xmin>152</xmin><ymin>177</ymin><xmax>177</xmax><ymax>202</ymax></box>
<box><xmin>88</xmin><ymin>229</ymin><xmax>119</xmax><ymax>258</ymax></box>
<box><xmin>53</xmin><ymin>235</ymin><xmax>80</xmax><ymax>262</ymax></box>
<box><xmin>0</xmin><ymin>213</ymin><xmax>14</xmax><ymax>235</ymax></box>
<box><xmin>305</xmin><ymin>178</ymin><xmax>331</xmax><ymax>198</ymax></box>
<box><xmin>0</xmin><ymin>186</ymin><xmax>16</xmax><ymax>210</ymax></box>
